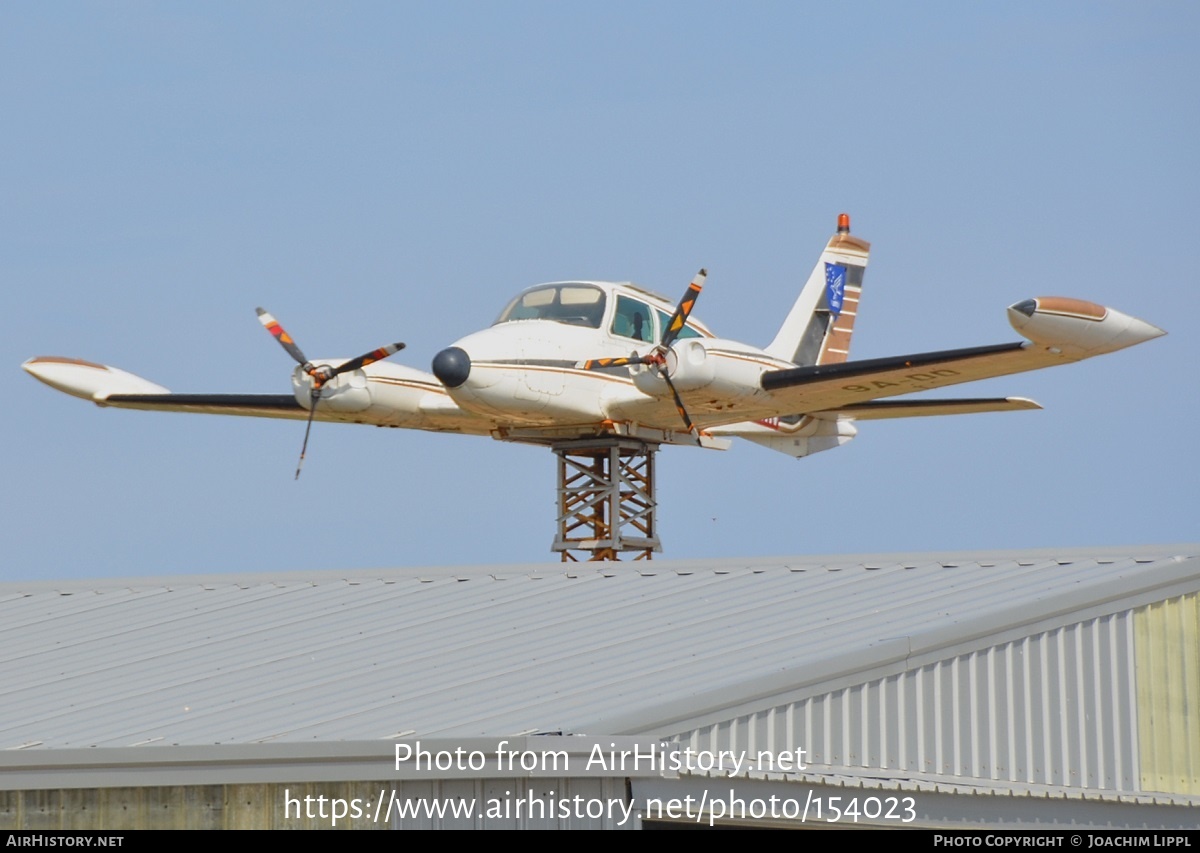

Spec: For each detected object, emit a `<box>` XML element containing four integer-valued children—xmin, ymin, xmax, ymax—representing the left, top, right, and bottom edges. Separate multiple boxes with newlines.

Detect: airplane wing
<box><xmin>23</xmin><ymin>357</ymin><xmax>329</xmax><ymax>421</ymax></box>
<box><xmin>759</xmin><ymin>340</ymin><xmax>1048</xmax><ymax>413</ymax></box>
<box><xmin>101</xmin><ymin>392</ymin><xmax>308</xmax><ymax>419</ymax></box>
<box><xmin>749</xmin><ymin>298</ymin><xmax>1164</xmax><ymax>420</ymax></box>
<box><xmin>21</xmin><ymin>356</ymin><xmax>491</xmax><ymax>433</ymax></box>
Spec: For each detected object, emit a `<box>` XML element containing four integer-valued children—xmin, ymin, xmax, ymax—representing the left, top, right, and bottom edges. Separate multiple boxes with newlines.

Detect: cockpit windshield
<box><xmin>494</xmin><ymin>284</ymin><xmax>607</xmax><ymax>329</ymax></box>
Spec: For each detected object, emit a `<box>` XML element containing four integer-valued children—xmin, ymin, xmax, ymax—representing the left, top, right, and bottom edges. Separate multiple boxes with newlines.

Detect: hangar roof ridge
<box><xmin>3</xmin><ymin>542</ymin><xmax>1195</xmax><ymax>595</ymax></box>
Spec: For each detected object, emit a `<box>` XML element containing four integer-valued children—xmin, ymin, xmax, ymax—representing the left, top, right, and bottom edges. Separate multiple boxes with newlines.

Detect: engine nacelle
<box><xmin>632</xmin><ymin>338</ymin><xmax>772</xmax><ymax>402</ymax></box>
<box><xmin>1007</xmin><ymin>297</ymin><xmax>1164</xmax><ymax>356</ymax></box>
<box><xmin>292</xmin><ymin>366</ymin><xmax>372</xmax><ymax>412</ymax></box>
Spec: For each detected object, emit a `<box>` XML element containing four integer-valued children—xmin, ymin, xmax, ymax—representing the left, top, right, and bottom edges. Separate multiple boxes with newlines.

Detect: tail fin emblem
<box><xmin>825</xmin><ymin>263</ymin><xmax>847</xmax><ymax>318</ymax></box>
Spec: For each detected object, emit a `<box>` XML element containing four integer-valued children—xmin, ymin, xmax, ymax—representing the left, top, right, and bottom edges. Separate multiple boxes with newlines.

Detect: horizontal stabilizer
<box><xmin>821</xmin><ymin>397</ymin><xmax>1041</xmax><ymax>420</ymax></box>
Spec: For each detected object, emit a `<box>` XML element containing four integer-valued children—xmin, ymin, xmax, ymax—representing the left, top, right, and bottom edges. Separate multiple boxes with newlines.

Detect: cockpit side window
<box><xmin>494</xmin><ymin>284</ymin><xmax>606</xmax><ymax>328</ymax></box>
<box><xmin>611</xmin><ymin>295</ymin><xmax>655</xmax><ymax>343</ymax></box>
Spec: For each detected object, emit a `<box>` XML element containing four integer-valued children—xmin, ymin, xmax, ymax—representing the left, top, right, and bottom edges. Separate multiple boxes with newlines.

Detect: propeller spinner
<box><xmin>582</xmin><ymin>269</ymin><xmax>706</xmax><ymax>440</ymax></box>
<box><xmin>256</xmin><ymin>308</ymin><xmax>405</xmax><ymax>478</ymax></box>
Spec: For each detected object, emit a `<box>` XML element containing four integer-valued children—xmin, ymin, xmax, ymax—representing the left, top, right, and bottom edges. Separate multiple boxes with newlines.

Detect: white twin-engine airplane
<box><xmin>24</xmin><ymin>214</ymin><xmax>1164</xmax><ymax>475</ymax></box>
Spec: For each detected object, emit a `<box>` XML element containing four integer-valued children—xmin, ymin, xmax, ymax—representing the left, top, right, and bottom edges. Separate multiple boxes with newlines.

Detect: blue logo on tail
<box><xmin>825</xmin><ymin>263</ymin><xmax>846</xmax><ymax>318</ymax></box>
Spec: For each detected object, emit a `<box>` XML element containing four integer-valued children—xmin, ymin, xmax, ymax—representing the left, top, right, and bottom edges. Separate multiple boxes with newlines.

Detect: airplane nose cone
<box><xmin>1009</xmin><ymin>298</ymin><xmax>1038</xmax><ymax>318</ymax></box>
<box><xmin>432</xmin><ymin>346</ymin><xmax>471</xmax><ymax>388</ymax></box>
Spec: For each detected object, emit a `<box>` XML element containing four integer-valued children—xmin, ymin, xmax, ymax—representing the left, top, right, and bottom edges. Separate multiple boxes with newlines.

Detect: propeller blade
<box><xmin>256</xmin><ymin>308</ymin><xmax>309</xmax><ymax>366</ymax></box>
<box><xmin>256</xmin><ymin>306</ymin><xmax>406</xmax><ymax>478</ymax></box>
<box><xmin>660</xmin><ymin>370</ymin><xmax>700</xmax><ymax>443</ymax></box>
<box><xmin>330</xmin><ymin>342</ymin><xmax>406</xmax><ymax>378</ymax></box>
<box><xmin>582</xmin><ymin>354</ymin><xmax>650</xmax><ymax>370</ymax></box>
<box><xmin>661</xmin><ymin>268</ymin><xmax>706</xmax><ymax>349</ymax></box>
<box><xmin>580</xmin><ymin>269</ymin><xmax>706</xmax><ymax>439</ymax></box>
<box><xmin>582</xmin><ymin>269</ymin><xmax>705</xmax><ymax>370</ymax></box>
<box><xmin>290</xmin><ymin>342</ymin><xmax>403</xmax><ymax>479</ymax></box>
<box><xmin>295</xmin><ymin>388</ymin><xmax>319</xmax><ymax>480</ymax></box>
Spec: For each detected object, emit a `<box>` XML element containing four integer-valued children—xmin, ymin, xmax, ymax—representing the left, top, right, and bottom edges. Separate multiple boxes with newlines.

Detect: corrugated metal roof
<box><xmin>1</xmin><ymin>545</ymin><xmax>1196</xmax><ymax>750</ymax></box>
<box><xmin>677</xmin><ymin>763</ymin><xmax>1200</xmax><ymax>808</ymax></box>
<box><xmin>634</xmin><ymin>767</ymin><xmax>1200</xmax><ymax>828</ymax></box>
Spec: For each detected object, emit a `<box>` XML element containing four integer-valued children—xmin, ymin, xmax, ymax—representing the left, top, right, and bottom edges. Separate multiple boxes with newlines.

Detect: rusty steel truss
<box><xmin>551</xmin><ymin>438</ymin><xmax>661</xmax><ymax>561</ymax></box>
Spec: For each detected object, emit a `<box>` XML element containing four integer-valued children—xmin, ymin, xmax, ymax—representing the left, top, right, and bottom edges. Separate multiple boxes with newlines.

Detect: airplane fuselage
<box><xmin>423</xmin><ymin>281</ymin><xmax>794</xmax><ymax>435</ymax></box>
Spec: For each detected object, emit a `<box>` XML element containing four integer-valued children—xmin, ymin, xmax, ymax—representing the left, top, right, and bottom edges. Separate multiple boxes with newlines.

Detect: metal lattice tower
<box><xmin>552</xmin><ymin>438</ymin><xmax>660</xmax><ymax>561</ymax></box>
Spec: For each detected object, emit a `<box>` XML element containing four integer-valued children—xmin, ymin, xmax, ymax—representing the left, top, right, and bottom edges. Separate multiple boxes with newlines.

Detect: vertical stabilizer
<box><xmin>765</xmin><ymin>214</ymin><xmax>870</xmax><ymax>366</ymax></box>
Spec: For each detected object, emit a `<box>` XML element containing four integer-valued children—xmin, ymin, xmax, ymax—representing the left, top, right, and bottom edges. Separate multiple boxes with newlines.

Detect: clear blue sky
<box><xmin>4</xmin><ymin>2</ymin><xmax>1197</xmax><ymax>580</ymax></box>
